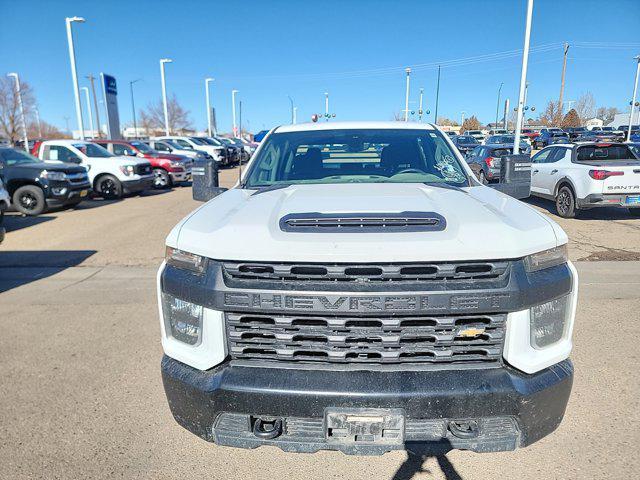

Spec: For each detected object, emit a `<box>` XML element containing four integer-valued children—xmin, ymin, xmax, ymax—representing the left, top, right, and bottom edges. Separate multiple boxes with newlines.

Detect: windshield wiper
<box><xmin>250</xmin><ymin>183</ymin><xmax>293</xmax><ymax>195</ymax></box>
<box><xmin>422</xmin><ymin>182</ymin><xmax>465</xmax><ymax>192</ymax></box>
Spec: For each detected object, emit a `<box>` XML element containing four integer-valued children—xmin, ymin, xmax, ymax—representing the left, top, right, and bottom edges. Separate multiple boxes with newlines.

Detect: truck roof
<box><xmin>274</xmin><ymin>121</ymin><xmax>437</xmax><ymax>134</ymax></box>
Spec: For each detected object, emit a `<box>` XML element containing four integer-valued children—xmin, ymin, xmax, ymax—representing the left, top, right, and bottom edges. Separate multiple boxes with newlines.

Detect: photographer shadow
<box><xmin>393</xmin><ymin>442</ymin><xmax>463</xmax><ymax>480</ymax></box>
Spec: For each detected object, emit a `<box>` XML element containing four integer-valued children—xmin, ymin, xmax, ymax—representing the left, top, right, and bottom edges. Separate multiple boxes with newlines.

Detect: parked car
<box><xmin>32</xmin><ymin>140</ymin><xmax>153</xmax><ymax>200</ymax></box>
<box><xmin>156</xmin><ymin>136</ymin><xmax>226</xmax><ymax>165</ymax></box>
<box><xmin>466</xmin><ymin>144</ymin><xmax>528</xmax><ymax>184</ymax></box>
<box><xmin>487</xmin><ymin>128</ymin><xmax>508</xmax><ymax>136</ymax></box>
<box><xmin>253</xmin><ymin>129</ymin><xmax>270</xmax><ymax>143</ymax></box>
<box><xmin>484</xmin><ymin>135</ymin><xmax>532</xmax><ymax>154</ymax></box>
<box><xmin>0</xmin><ymin>146</ymin><xmax>91</xmax><ymax>215</ymax></box>
<box><xmin>444</xmin><ymin>130</ymin><xmax>457</xmax><ymax>137</ymax></box>
<box><xmin>158</xmin><ymin>121</ymin><xmax>578</xmax><ymax>455</ymax></box>
<box><xmin>628</xmin><ymin>142</ymin><xmax>640</xmax><ymax>157</ymax></box>
<box><xmin>230</xmin><ymin>137</ymin><xmax>254</xmax><ymax>161</ymax></box>
<box><xmin>94</xmin><ymin>140</ymin><xmax>192</xmax><ymax>189</ymax></box>
<box><xmin>463</xmin><ymin>129</ymin><xmax>485</xmax><ymax>142</ymax></box>
<box><xmin>589</xmin><ymin>126</ymin><xmax>624</xmax><ymax>138</ymax></box>
<box><xmin>450</xmin><ymin>135</ymin><xmax>479</xmax><ymax>157</ymax></box>
<box><xmin>0</xmin><ymin>175</ymin><xmax>9</xmax><ymax>242</ymax></box>
<box><xmin>144</xmin><ymin>139</ymin><xmax>209</xmax><ymax>162</ymax></box>
<box><xmin>564</xmin><ymin>127</ymin><xmax>589</xmax><ymax>141</ymax></box>
<box><xmin>521</xmin><ymin>128</ymin><xmax>541</xmax><ymax>141</ymax></box>
<box><xmin>534</xmin><ymin>130</ymin><xmax>570</xmax><ymax>149</ymax></box>
<box><xmin>214</xmin><ymin>137</ymin><xmax>245</xmax><ymax>164</ymax></box>
<box><xmin>530</xmin><ymin>142</ymin><xmax>640</xmax><ymax>218</ymax></box>
<box><xmin>191</xmin><ymin>137</ymin><xmax>235</xmax><ymax>166</ymax></box>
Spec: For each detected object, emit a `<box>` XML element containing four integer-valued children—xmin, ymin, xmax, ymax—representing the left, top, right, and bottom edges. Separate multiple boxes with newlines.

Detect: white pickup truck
<box><xmin>530</xmin><ymin>142</ymin><xmax>640</xmax><ymax>218</ymax></box>
<box><xmin>34</xmin><ymin>140</ymin><xmax>154</xmax><ymax>199</ymax></box>
<box><xmin>158</xmin><ymin>121</ymin><xmax>578</xmax><ymax>455</ymax></box>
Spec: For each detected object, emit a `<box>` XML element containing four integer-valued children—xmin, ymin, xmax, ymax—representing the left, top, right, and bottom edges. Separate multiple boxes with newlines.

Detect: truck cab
<box><xmin>33</xmin><ymin>140</ymin><xmax>154</xmax><ymax>199</ymax></box>
<box><xmin>158</xmin><ymin>122</ymin><xmax>578</xmax><ymax>455</ymax></box>
<box><xmin>155</xmin><ymin>136</ymin><xmax>226</xmax><ymax>165</ymax></box>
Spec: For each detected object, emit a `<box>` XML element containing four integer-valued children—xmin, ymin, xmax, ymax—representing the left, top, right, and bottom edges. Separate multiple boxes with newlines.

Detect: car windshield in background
<box><xmin>204</xmin><ymin>138</ymin><xmax>223</xmax><ymax>146</ymax></box>
<box><xmin>189</xmin><ymin>137</ymin><xmax>206</xmax><ymax>145</ymax></box>
<box><xmin>76</xmin><ymin>143</ymin><xmax>113</xmax><ymax>158</ymax></box>
<box><xmin>218</xmin><ymin>138</ymin><xmax>234</xmax><ymax>145</ymax></box>
<box><xmin>0</xmin><ymin>147</ymin><xmax>40</xmax><ymax>165</ymax></box>
<box><xmin>244</xmin><ymin>128</ymin><xmax>470</xmax><ymax>188</ymax></box>
<box><xmin>164</xmin><ymin>140</ymin><xmax>183</xmax><ymax>150</ymax></box>
<box><xmin>576</xmin><ymin>145</ymin><xmax>638</xmax><ymax>162</ymax></box>
<box><xmin>129</xmin><ymin>141</ymin><xmax>153</xmax><ymax>153</ymax></box>
<box><xmin>456</xmin><ymin>136</ymin><xmax>478</xmax><ymax>144</ymax></box>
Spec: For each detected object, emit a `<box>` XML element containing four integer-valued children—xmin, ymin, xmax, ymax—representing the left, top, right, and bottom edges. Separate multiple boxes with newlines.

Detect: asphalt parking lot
<box><xmin>1</xmin><ymin>166</ymin><xmax>639</xmax><ymax>479</ymax></box>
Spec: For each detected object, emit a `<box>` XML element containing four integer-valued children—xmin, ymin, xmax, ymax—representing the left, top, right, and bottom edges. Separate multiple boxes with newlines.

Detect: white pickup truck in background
<box><xmin>530</xmin><ymin>142</ymin><xmax>640</xmax><ymax>218</ymax></box>
<box><xmin>34</xmin><ymin>140</ymin><xmax>154</xmax><ymax>199</ymax></box>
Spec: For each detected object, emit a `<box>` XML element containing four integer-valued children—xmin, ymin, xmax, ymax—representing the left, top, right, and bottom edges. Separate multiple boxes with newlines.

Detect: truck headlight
<box><xmin>530</xmin><ymin>295</ymin><xmax>571</xmax><ymax>349</ymax></box>
<box><xmin>165</xmin><ymin>246</ymin><xmax>206</xmax><ymax>274</ymax></box>
<box><xmin>162</xmin><ymin>293</ymin><xmax>203</xmax><ymax>345</ymax></box>
<box><xmin>40</xmin><ymin>170</ymin><xmax>68</xmax><ymax>181</ymax></box>
<box><xmin>524</xmin><ymin>245</ymin><xmax>568</xmax><ymax>272</ymax></box>
<box><xmin>119</xmin><ymin>165</ymin><xmax>135</xmax><ymax>176</ymax></box>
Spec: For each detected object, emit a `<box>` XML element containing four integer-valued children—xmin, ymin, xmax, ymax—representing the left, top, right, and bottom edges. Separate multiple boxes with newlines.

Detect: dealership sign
<box><xmin>100</xmin><ymin>73</ymin><xmax>122</xmax><ymax>139</ymax></box>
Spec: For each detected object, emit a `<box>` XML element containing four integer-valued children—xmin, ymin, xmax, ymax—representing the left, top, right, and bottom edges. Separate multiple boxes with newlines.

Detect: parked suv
<box><xmin>145</xmin><ymin>139</ymin><xmax>211</xmax><ymax>162</ymax></box>
<box><xmin>94</xmin><ymin>140</ymin><xmax>192</xmax><ymax>189</ymax></box>
<box><xmin>530</xmin><ymin>142</ymin><xmax>640</xmax><ymax>218</ymax></box>
<box><xmin>156</xmin><ymin>136</ymin><xmax>226</xmax><ymax>165</ymax></box>
<box><xmin>33</xmin><ymin>140</ymin><xmax>153</xmax><ymax>199</ymax></box>
<box><xmin>158</xmin><ymin>121</ymin><xmax>578</xmax><ymax>455</ymax></box>
<box><xmin>450</xmin><ymin>135</ymin><xmax>479</xmax><ymax>157</ymax></box>
<box><xmin>534</xmin><ymin>129</ymin><xmax>570</xmax><ymax>149</ymax></box>
<box><xmin>466</xmin><ymin>144</ymin><xmax>528</xmax><ymax>184</ymax></box>
<box><xmin>191</xmin><ymin>137</ymin><xmax>235</xmax><ymax>166</ymax></box>
<box><xmin>0</xmin><ymin>146</ymin><xmax>90</xmax><ymax>215</ymax></box>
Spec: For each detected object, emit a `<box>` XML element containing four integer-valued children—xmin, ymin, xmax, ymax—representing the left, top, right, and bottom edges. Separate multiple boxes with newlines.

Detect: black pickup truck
<box><xmin>0</xmin><ymin>147</ymin><xmax>91</xmax><ymax>216</ymax></box>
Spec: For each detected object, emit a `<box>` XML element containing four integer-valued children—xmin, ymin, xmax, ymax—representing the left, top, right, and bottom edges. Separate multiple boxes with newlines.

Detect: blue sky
<box><xmin>1</xmin><ymin>0</ymin><xmax>639</xmax><ymax>134</ymax></box>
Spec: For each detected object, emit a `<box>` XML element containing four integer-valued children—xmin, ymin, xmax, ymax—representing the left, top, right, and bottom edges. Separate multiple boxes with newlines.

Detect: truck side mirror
<box><xmin>192</xmin><ymin>157</ymin><xmax>227</xmax><ymax>202</ymax></box>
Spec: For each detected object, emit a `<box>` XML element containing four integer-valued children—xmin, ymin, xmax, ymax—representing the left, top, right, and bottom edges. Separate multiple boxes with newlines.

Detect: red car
<box><xmin>521</xmin><ymin>128</ymin><xmax>540</xmax><ymax>141</ymax></box>
<box><xmin>93</xmin><ymin>140</ymin><xmax>192</xmax><ymax>189</ymax></box>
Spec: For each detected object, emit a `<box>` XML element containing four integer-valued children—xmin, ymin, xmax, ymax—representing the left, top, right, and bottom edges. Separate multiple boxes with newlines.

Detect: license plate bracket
<box><xmin>626</xmin><ymin>195</ymin><xmax>640</xmax><ymax>205</ymax></box>
<box><xmin>325</xmin><ymin>408</ymin><xmax>405</xmax><ymax>445</ymax></box>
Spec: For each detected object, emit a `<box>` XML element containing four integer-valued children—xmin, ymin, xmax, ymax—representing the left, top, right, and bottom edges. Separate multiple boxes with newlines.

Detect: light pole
<box><xmin>293</xmin><ymin>106</ymin><xmax>297</xmax><ymax>124</ymax></box>
<box><xmin>205</xmin><ymin>77</ymin><xmax>214</xmax><ymax>137</ymax></box>
<box><xmin>231</xmin><ymin>89</ymin><xmax>238</xmax><ymax>136</ymax></box>
<box><xmin>418</xmin><ymin>88</ymin><xmax>424</xmax><ymax>122</ymax></box>
<box><xmin>404</xmin><ymin>68</ymin><xmax>412</xmax><ymax>122</ymax></box>
<box><xmin>159</xmin><ymin>58</ymin><xmax>172</xmax><ymax>135</ymax></box>
<box><xmin>461</xmin><ymin>111</ymin><xmax>466</xmax><ymax>128</ymax></box>
<box><xmin>129</xmin><ymin>79</ymin><xmax>141</xmax><ymax>139</ymax></box>
<box><xmin>65</xmin><ymin>16</ymin><xmax>85</xmax><ymax>140</ymax></box>
<box><xmin>81</xmin><ymin>86</ymin><xmax>94</xmax><ymax>138</ymax></box>
<box><xmin>324</xmin><ymin>92</ymin><xmax>329</xmax><ymax>121</ymax></box>
<box><xmin>287</xmin><ymin>95</ymin><xmax>295</xmax><ymax>124</ymax></box>
<box><xmin>626</xmin><ymin>55</ymin><xmax>640</xmax><ymax>142</ymax></box>
<box><xmin>86</xmin><ymin>74</ymin><xmax>101</xmax><ymax>138</ymax></box>
<box><xmin>434</xmin><ymin>65</ymin><xmax>441</xmax><ymax>124</ymax></box>
<box><xmin>495</xmin><ymin>82</ymin><xmax>503</xmax><ymax>128</ymax></box>
<box><xmin>34</xmin><ymin>106</ymin><xmax>42</xmax><ymax>138</ymax></box>
<box><xmin>7</xmin><ymin>73</ymin><xmax>28</xmax><ymax>150</ymax></box>
<box><xmin>513</xmin><ymin>0</ymin><xmax>534</xmax><ymax>155</ymax></box>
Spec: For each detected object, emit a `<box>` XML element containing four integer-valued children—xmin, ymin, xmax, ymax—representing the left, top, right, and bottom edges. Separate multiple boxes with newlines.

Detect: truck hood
<box><xmin>173</xmin><ymin>183</ymin><xmax>563</xmax><ymax>263</ymax></box>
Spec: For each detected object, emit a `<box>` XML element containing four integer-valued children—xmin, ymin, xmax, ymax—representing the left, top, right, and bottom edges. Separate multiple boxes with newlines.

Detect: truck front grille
<box><xmin>226</xmin><ymin>312</ymin><xmax>505</xmax><ymax>366</ymax></box>
<box><xmin>223</xmin><ymin>260</ymin><xmax>509</xmax><ymax>284</ymax></box>
<box><xmin>135</xmin><ymin>163</ymin><xmax>152</xmax><ymax>175</ymax></box>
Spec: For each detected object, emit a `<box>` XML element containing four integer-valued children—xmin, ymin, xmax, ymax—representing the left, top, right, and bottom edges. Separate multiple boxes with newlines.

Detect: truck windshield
<box><xmin>75</xmin><ymin>143</ymin><xmax>113</xmax><ymax>158</ymax></box>
<box><xmin>244</xmin><ymin>128</ymin><xmax>470</xmax><ymax>188</ymax></box>
<box><xmin>0</xmin><ymin>147</ymin><xmax>40</xmax><ymax>165</ymax></box>
<box><xmin>130</xmin><ymin>141</ymin><xmax>153</xmax><ymax>153</ymax></box>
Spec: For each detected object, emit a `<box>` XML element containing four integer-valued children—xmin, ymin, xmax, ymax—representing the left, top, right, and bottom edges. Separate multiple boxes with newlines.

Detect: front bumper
<box><xmin>122</xmin><ymin>175</ymin><xmax>154</xmax><ymax>193</ymax></box>
<box><xmin>577</xmin><ymin>193</ymin><xmax>640</xmax><ymax>209</ymax></box>
<box><xmin>44</xmin><ymin>180</ymin><xmax>92</xmax><ymax>207</ymax></box>
<box><xmin>0</xmin><ymin>200</ymin><xmax>6</xmax><ymax>243</ymax></box>
<box><xmin>169</xmin><ymin>169</ymin><xmax>192</xmax><ymax>182</ymax></box>
<box><xmin>161</xmin><ymin>356</ymin><xmax>573</xmax><ymax>455</ymax></box>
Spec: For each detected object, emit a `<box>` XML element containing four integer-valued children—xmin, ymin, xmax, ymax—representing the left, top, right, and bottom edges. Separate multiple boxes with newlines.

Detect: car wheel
<box><xmin>153</xmin><ymin>168</ymin><xmax>172</xmax><ymax>189</ymax></box>
<box><xmin>478</xmin><ymin>170</ymin><xmax>488</xmax><ymax>185</ymax></box>
<box><xmin>13</xmin><ymin>185</ymin><xmax>46</xmax><ymax>216</ymax></box>
<box><xmin>628</xmin><ymin>208</ymin><xmax>640</xmax><ymax>217</ymax></box>
<box><xmin>96</xmin><ymin>175</ymin><xmax>122</xmax><ymax>200</ymax></box>
<box><xmin>556</xmin><ymin>185</ymin><xmax>577</xmax><ymax>218</ymax></box>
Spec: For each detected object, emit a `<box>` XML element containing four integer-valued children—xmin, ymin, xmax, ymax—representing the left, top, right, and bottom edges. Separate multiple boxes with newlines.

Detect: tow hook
<box><xmin>252</xmin><ymin>418</ymin><xmax>283</xmax><ymax>440</ymax></box>
<box><xmin>448</xmin><ymin>420</ymin><xmax>480</xmax><ymax>439</ymax></box>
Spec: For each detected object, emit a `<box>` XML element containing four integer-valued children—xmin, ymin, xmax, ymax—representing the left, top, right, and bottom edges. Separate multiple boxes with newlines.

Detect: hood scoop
<box><xmin>279</xmin><ymin>211</ymin><xmax>446</xmax><ymax>233</ymax></box>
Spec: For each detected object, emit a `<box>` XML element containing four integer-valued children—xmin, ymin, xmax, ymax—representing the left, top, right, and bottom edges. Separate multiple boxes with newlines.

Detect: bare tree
<box><xmin>537</xmin><ymin>100</ymin><xmax>563</xmax><ymax>126</ymax></box>
<box><xmin>574</xmin><ymin>92</ymin><xmax>596</xmax><ymax>123</ymax></box>
<box><xmin>139</xmin><ymin>95</ymin><xmax>193</xmax><ymax>134</ymax></box>
<box><xmin>461</xmin><ymin>115</ymin><xmax>482</xmax><ymax>131</ymax></box>
<box><xmin>595</xmin><ymin>106</ymin><xmax>620</xmax><ymax>125</ymax></box>
<box><xmin>0</xmin><ymin>77</ymin><xmax>36</xmax><ymax>144</ymax></box>
<box><xmin>27</xmin><ymin>119</ymin><xmax>67</xmax><ymax>139</ymax></box>
<box><xmin>437</xmin><ymin>117</ymin><xmax>458</xmax><ymax>126</ymax></box>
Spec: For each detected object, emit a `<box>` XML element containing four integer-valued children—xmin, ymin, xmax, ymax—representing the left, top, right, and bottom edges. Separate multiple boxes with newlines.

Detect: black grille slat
<box><xmin>223</xmin><ymin>261</ymin><xmax>509</xmax><ymax>283</ymax></box>
<box><xmin>279</xmin><ymin>211</ymin><xmax>446</xmax><ymax>233</ymax></box>
<box><xmin>226</xmin><ymin>313</ymin><xmax>505</xmax><ymax>366</ymax></box>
